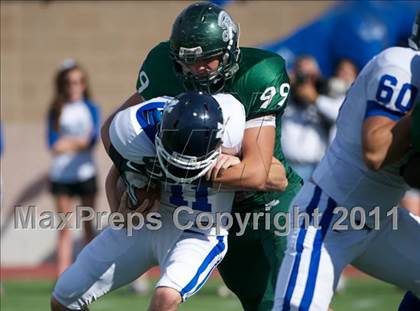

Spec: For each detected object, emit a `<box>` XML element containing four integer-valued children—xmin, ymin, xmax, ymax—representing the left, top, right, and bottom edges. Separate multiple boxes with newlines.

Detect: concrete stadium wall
<box><xmin>1</xmin><ymin>0</ymin><xmax>333</xmax><ymax>122</ymax></box>
<box><xmin>0</xmin><ymin>1</ymin><xmax>333</xmax><ymax>267</ymax></box>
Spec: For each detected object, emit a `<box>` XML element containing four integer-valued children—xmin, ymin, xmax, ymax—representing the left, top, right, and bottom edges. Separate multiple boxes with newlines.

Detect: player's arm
<box><xmin>209</xmin><ymin>124</ymin><xmax>276</xmax><ymax>191</ymax></box>
<box><xmin>101</xmin><ymin>95</ymin><xmax>141</xmax><ymax>211</ymax></box>
<box><xmin>106</xmin><ymin>143</ymin><xmax>161</xmax><ymax>213</ymax></box>
<box><xmin>105</xmin><ymin>165</ymin><xmax>125</xmax><ymax>212</ymax></box>
<box><xmin>209</xmin><ymin>57</ymin><xmax>290</xmax><ymax>190</ymax></box>
<box><xmin>362</xmin><ymin>114</ymin><xmax>412</xmax><ymax>170</ymax></box>
<box><xmin>209</xmin><ymin>129</ymin><xmax>288</xmax><ymax>191</ymax></box>
<box><xmin>102</xmin><ymin>103</ymin><xmax>139</xmax><ymax>213</ymax></box>
<box><xmin>107</xmin><ymin>101</ymin><xmax>165</xmax><ymax>214</ymax></box>
<box><xmin>101</xmin><ymin>60</ymin><xmax>149</xmax><ymax>211</ymax></box>
<box><xmin>209</xmin><ymin>154</ymin><xmax>288</xmax><ymax>192</ymax></box>
<box><xmin>267</xmin><ymin>156</ymin><xmax>288</xmax><ymax>191</ymax></box>
<box><xmin>362</xmin><ymin>66</ymin><xmax>417</xmax><ymax>170</ymax></box>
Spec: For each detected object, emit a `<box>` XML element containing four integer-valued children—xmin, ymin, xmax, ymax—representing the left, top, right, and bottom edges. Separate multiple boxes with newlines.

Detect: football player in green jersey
<box><xmin>102</xmin><ymin>3</ymin><xmax>302</xmax><ymax>310</ymax></box>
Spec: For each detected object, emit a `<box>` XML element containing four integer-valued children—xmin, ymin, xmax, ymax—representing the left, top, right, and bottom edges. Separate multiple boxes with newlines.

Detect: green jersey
<box><xmin>136</xmin><ymin>41</ymin><xmax>301</xmax><ymax>210</ymax></box>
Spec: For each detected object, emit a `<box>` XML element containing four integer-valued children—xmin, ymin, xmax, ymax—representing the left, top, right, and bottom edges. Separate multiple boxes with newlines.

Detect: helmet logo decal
<box><xmin>165</xmin><ymin>98</ymin><xmax>179</xmax><ymax>113</ymax></box>
<box><xmin>218</xmin><ymin>11</ymin><xmax>237</xmax><ymax>42</ymax></box>
<box><xmin>179</xmin><ymin>46</ymin><xmax>203</xmax><ymax>58</ymax></box>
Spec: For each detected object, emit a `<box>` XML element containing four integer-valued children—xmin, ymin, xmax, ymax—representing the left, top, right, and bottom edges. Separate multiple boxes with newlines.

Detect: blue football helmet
<box><xmin>155</xmin><ymin>91</ymin><xmax>225</xmax><ymax>183</ymax></box>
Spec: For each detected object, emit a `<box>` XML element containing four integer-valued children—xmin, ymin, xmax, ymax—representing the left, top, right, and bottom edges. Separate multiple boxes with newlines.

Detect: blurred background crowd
<box><xmin>1</xmin><ymin>0</ymin><xmax>419</xmax><ymax>308</ymax></box>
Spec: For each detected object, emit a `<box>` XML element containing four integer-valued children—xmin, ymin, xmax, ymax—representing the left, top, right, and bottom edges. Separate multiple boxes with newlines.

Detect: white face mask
<box><xmin>155</xmin><ymin>135</ymin><xmax>221</xmax><ymax>184</ymax></box>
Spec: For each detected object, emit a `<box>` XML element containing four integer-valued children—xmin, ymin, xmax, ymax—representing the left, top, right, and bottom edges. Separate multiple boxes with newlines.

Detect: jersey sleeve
<box><xmin>239</xmin><ymin>55</ymin><xmax>291</xmax><ymax>120</ymax></box>
<box><xmin>212</xmin><ymin>93</ymin><xmax>246</xmax><ymax>155</ymax></box>
<box><xmin>135</xmin><ymin>41</ymin><xmax>183</xmax><ymax>100</ymax></box>
<box><xmin>365</xmin><ymin>64</ymin><xmax>418</xmax><ymax>121</ymax></box>
<box><xmin>109</xmin><ymin>100</ymin><xmax>162</xmax><ymax>163</ymax></box>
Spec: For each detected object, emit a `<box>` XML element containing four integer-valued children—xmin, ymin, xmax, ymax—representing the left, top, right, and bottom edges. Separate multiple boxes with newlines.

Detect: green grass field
<box><xmin>0</xmin><ymin>276</ymin><xmax>404</xmax><ymax>311</ymax></box>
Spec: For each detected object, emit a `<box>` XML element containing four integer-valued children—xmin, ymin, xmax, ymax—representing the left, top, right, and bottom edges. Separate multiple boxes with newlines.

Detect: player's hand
<box><xmin>206</xmin><ymin>154</ymin><xmax>240</xmax><ymax>181</ymax></box>
<box><xmin>117</xmin><ymin>184</ymin><xmax>161</xmax><ymax>227</ymax></box>
<box><xmin>131</xmin><ymin>183</ymin><xmax>161</xmax><ymax>214</ymax></box>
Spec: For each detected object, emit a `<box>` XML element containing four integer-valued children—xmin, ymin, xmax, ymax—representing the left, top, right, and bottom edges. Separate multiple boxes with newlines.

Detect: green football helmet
<box><xmin>169</xmin><ymin>2</ymin><xmax>240</xmax><ymax>93</ymax></box>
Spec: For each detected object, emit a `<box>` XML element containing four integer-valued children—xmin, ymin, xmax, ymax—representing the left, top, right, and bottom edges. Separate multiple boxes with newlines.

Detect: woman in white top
<box><xmin>46</xmin><ymin>60</ymin><xmax>100</xmax><ymax>277</ymax></box>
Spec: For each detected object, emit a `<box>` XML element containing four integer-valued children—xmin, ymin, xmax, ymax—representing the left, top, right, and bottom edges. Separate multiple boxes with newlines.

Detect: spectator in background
<box><xmin>329</xmin><ymin>58</ymin><xmax>358</xmax><ymax>98</ymax></box>
<box><xmin>46</xmin><ymin>59</ymin><xmax>100</xmax><ymax>277</ymax></box>
<box><xmin>321</xmin><ymin>58</ymin><xmax>358</xmax><ymax>141</ymax></box>
<box><xmin>282</xmin><ymin>56</ymin><xmax>358</xmax><ymax>181</ymax></box>
<box><xmin>281</xmin><ymin>55</ymin><xmax>332</xmax><ymax>181</ymax></box>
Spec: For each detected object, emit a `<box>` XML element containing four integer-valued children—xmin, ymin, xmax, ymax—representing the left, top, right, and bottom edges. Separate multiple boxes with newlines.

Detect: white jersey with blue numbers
<box><xmin>313</xmin><ymin>47</ymin><xmax>420</xmax><ymax>223</ymax></box>
<box><xmin>109</xmin><ymin>93</ymin><xmax>246</xmax><ymax>233</ymax></box>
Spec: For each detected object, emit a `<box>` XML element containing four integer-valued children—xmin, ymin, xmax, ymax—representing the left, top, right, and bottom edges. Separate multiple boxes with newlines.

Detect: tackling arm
<box><xmin>266</xmin><ymin>156</ymin><xmax>288</xmax><ymax>191</ymax></box>
<box><xmin>209</xmin><ymin>125</ymin><xmax>278</xmax><ymax>191</ymax></box>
